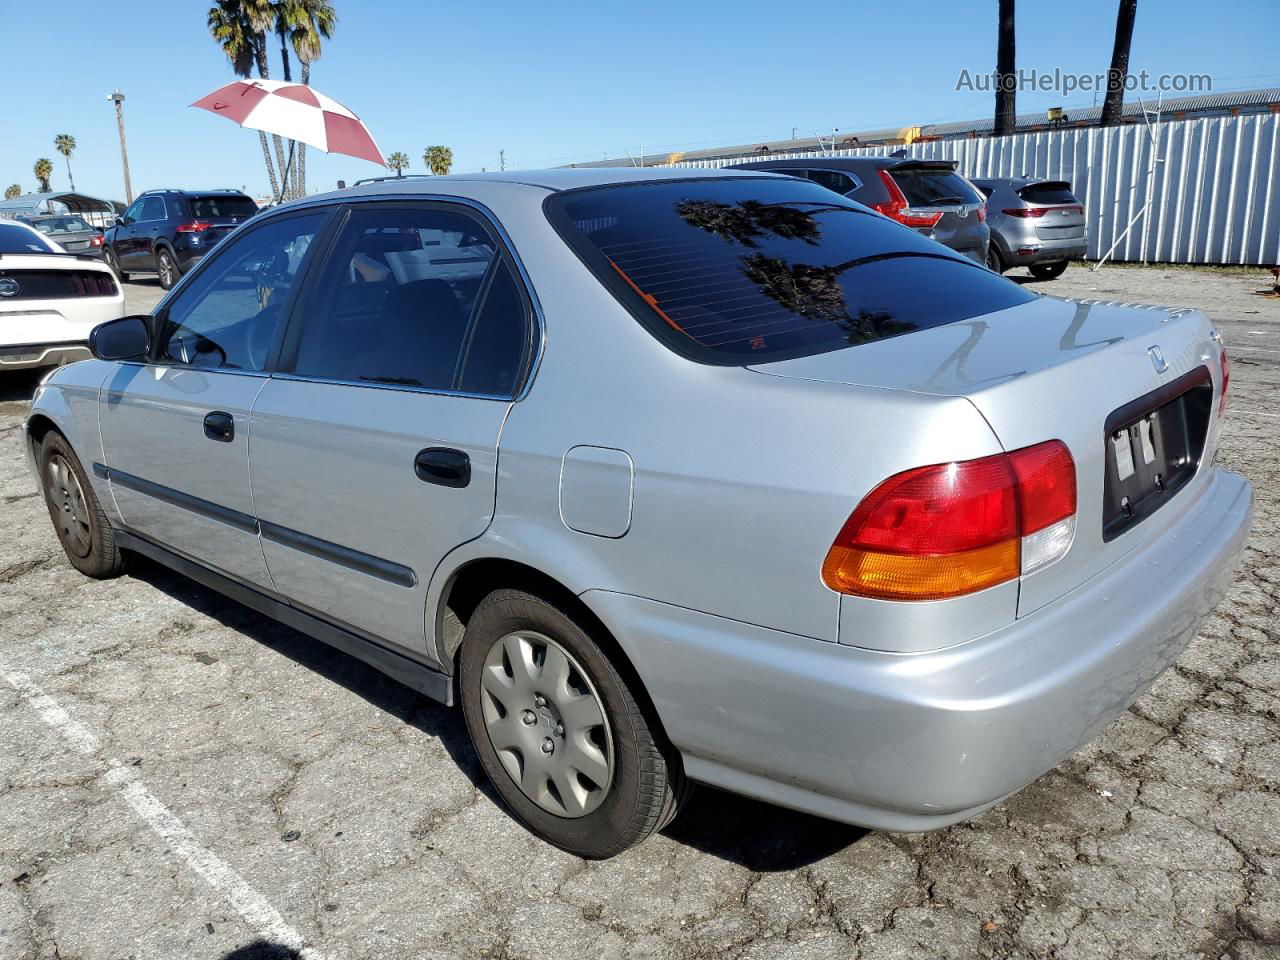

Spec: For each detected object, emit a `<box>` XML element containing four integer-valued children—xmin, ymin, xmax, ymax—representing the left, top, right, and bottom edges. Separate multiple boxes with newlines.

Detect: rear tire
<box><xmin>985</xmin><ymin>245</ymin><xmax>1005</xmax><ymax>274</ymax></box>
<box><xmin>156</xmin><ymin>248</ymin><xmax>178</xmax><ymax>290</ymax></box>
<box><xmin>103</xmin><ymin>247</ymin><xmax>128</xmax><ymax>283</ymax></box>
<box><xmin>459</xmin><ymin>588</ymin><xmax>689</xmax><ymax>858</ymax></box>
<box><xmin>37</xmin><ymin>432</ymin><xmax>126</xmax><ymax>579</ymax></box>
<box><xmin>1029</xmin><ymin>260</ymin><xmax>1068</xmax><ymax>281</ymax></box>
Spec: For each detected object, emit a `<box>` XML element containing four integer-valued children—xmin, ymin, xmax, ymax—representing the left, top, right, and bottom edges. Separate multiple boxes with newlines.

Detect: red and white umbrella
<box><xmin>191</xmin><ymin>79</ymin><xmax>385</xmax><ymax>166</ymax></box>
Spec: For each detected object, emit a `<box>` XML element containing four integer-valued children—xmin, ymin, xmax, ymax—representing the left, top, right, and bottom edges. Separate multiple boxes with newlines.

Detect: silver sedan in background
<box><xmin>24</xmin><ymin>169</ymin><xmax>1250</xmax><ymax>858</ymax></box>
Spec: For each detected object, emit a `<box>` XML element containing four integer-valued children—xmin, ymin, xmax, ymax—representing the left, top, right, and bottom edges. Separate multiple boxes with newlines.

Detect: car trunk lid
<box><xmin>748</xmin><ymin>295</ymin><xmax>1225</xmax><ymax>615</ymax></box>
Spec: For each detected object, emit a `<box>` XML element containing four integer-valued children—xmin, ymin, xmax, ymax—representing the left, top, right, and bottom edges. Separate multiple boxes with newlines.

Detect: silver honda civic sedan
<box><xmin>24</xmin><ymin>168</ymin><xmax>1252</xmax><ymax>858</ymax></box>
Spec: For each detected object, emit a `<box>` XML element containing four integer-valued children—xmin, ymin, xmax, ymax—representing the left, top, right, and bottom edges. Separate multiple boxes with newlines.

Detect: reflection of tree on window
<box><xmin>740</xmin><ymin>253</ymin><xmax>912</xmax><ymax>344</ymax></box>
<box><xmin>675</xmin><ymin>199</ymin><xmax>822</xmax><ymax>247</ymax></box>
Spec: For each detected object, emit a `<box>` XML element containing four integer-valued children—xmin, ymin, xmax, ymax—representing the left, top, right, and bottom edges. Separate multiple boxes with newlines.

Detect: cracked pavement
<box><xmin>0</xmin><ymin>266</ymin><xmax>1277</xmax><ymax>959</ymax></box>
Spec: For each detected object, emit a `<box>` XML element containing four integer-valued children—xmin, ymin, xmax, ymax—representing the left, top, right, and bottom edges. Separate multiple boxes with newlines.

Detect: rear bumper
<box><xmin>1005</xmin><ymin>236</ymin><xmax>1087</xmax><ymax>264</ymax></box>
<box><xmin>0</xmin><ymin>342</ymin><xmax>91</xmax><ymax>370</ymax></box>
<box><xmin>586</xmin><ymin>466</ymin><xmax>1252</xmax><ymax>831</ymax></box>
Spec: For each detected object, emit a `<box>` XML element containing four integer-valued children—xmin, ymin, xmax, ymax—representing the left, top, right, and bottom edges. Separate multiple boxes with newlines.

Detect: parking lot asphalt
<box><xmin>1</xmin><ymin>266</ymin><xmax>1277</xmax><ymax>960</ymax></box>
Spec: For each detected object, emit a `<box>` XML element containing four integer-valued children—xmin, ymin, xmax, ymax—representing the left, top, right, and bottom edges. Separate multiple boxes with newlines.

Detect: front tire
<box><xmin>459</xmin><ymin>588</ymin><xmax>688</xmax><ymax>858</ymax></box>
<box><xmin>1029</xmin><ymin>260</ymin><xmax>1068</xmax><ymax>281</ymax></box>
<box><xmin>156</xmin><ymin>248</ymin><xmax>178</xmax><ymax>290</ymax></box>
<box><xmin>37</xmin><ymin>432</ymin><xmax>126</xmax><ymax>579</ymax></box>
<box><xmin>985</xmin><ymin>244</ymin><xmax>1005</xmax><ymax>274</ymax></box>
<box><xmin>103</xmin><ymin>247</ymin><xmax>129</xmax><ymax>283</ymax></box>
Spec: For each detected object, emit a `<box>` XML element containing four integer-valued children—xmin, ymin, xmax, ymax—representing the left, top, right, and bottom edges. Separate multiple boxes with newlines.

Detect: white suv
<box><xmin>0</xmin><ymin>219</ymin><xmax>124</xmax><ymax>371</ymax></box>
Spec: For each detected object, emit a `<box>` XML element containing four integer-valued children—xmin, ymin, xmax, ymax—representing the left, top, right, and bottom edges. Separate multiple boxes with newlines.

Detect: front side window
<box><xmin>291</xmin><ymin>204</ymin><xmax>531</xmax><ymax>395</ymax></box>
<box><xmin>155</xmin><ymin>212</ymin><xmax>324</xmax><ymax>371</ymax></box>
<box><xmin>546</xmin><ymin>178</ymin><xmax>1034</xmax><ymax>364</ymax></box>
<box><xmin>121</xmin><ymin>200</ymin><xmax>144</xmax><ymax>224</ymax></box>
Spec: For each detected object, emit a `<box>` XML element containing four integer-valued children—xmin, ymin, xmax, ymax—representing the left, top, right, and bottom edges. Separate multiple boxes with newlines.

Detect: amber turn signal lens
<box><xmin>823</xmin><ymin>540</ymin><xmax>1019</xmax><ymax>601</ymax></box>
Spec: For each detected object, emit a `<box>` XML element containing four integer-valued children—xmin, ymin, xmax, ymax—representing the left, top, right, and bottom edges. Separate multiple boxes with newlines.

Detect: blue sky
<box><xmin>5</xmin><ymin>0</ymin><xmax>1277</xmax><ymax>202</ymax></box>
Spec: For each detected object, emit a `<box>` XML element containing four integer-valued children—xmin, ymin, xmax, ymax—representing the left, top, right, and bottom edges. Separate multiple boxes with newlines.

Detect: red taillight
<box><xmin>1004</xmin><ymin>204</ymin><xmax>1083</xmax><ymax>218</ymax></box>
<box><xmin>91</xmin><ymin>234</ymin><xmax>104</xmax><ymax>247</ymax></box>
<box><xmin>871</xmin><ymin>170</ymin><xmax>943</xmax><ymax>229</ymax></box>
<box><xmin>176</xmin><ymin>220</ymin><xmax>212</xmax><ymax>233</ymax></box>
<box><xmin>1008</xmin><ymin>441</ymin><xmax>1076</xmax><ymax>535</ymax></box>
<box><xmin>822</xmin><ymin>441</ymin><xmax>1077</xmax><ymax>600</ymax></box>
<box><xmin>976</xmin><ymin>205</ymin><xmax>987</xmax><ymax>223</ymax></box>
<box><xmin>1219</xmin><ymin>347</ymin><xmax>1230</xmax><ymax>415</ymax></box>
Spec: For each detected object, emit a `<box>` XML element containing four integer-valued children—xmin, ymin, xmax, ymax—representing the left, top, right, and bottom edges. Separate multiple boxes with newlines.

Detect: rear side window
<box><xmin>1018</xmin><ymin>182</ymin><xmax>1079</xmax><ymax>205</ymax></box>
<box><xmin>807</xmin><ymin>170</ymin><xmax>858</xmax><ymax>195</ymax></box>
<box><xmin>190</xmin><ymin>195</ymin><xmax>259</xmax><ymax>219</ymax></box>
<box><xmin>546</xmin><ymin>178</ymin><xmax>1034</xmax><ymax>364</ymax></box>
<box><xmin>291</xmin><ymin>204</ymin><xmax>530</xmax><ymax>396</ymax></box>
<box><xmin>889</xmin><ymin>168</ymin><xmax>982</xmax><ymax>206</ymax></box>
<box><xmin>138</xmin><ymin>197</ymin><xmax>166</xmax><ymax>221</ymax></box>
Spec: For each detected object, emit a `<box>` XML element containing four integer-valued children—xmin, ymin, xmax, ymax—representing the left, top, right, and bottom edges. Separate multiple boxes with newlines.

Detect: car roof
<box><xmin>291</xmin><ymin>166</ymin><xmax>788</xmax><ymax>207</ymax></box>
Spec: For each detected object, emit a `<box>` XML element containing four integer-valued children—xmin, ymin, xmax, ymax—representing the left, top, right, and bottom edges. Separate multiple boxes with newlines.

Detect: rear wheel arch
<box><xmin>435</xmin><ymin>558</ymin><xmax>670</xmax><ymax>736</ymax></box>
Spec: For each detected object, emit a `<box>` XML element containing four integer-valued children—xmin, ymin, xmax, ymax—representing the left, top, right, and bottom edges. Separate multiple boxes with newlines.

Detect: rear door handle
<box><xmin>414</xmin><ymin>447</ymin><xmax>470</xmax><ymax>487</ymax></box>
<box><xmin>203</xmin><ymin>411</ymin><xmax>234</xmax><ymax>442</ymax></box>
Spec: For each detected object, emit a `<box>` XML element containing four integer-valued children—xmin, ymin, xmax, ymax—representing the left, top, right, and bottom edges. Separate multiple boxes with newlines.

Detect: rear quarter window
<box><xmin>545</xmin><ymin>178</ymin><xmax>1034</xmax><ymax>365</ymax></box>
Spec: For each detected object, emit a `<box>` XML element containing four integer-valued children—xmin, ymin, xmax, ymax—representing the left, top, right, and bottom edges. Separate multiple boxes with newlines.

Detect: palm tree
<box><xmin>4</xmin><ymin>184</ymin><xmax>21</xmax><ymax>200</ymax></box>
<box><xmin>281</xmin><ymin>0</ymin><xmax>336</xmax><ymax>198</ymax></box>
<box><xmin>54</xmin><ymin>134</ymin><xmax>77</xmax><ymax>191</ymax></box>
<box><xmin>208</xmin><ymin>0</ymin><xmax>283</xmax><ymax>197</ymax></box>
<box><xmin>386</xmin><ymin>152</ymin><xmax>410</xmax><ymax>176</ymax></box>
<box><xmin>33</xmin><ymin>158</ymin><xmax>53</xmax><ymax>193</ymax></box>
<box><xmin>1100</xmin><ymin>0</ymin><xmax>1138</xmax><ymax>127</ymax></box>
<box><xmin>424</xmin><ymin>146</ymin><xmax>454</xmax><ymax>176</ymax></box>
<box><xmin>993</xmin><ymin>0</ymin><xmax>1016</xmax><ymax>136</ymax></box>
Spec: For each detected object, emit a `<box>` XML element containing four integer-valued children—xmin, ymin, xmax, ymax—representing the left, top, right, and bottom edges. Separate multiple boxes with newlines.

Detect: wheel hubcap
<box><xmin>480</xmin><ymin>631</ymin><xmax>613</xmax><ymax>818</ymax></box>
<box><xmin>46</xmin><ymin>455</ymin><xmax>92</xmax><ymax>557</ymax></box>
<box><xmin>160</xmin><ymin>256</ymin><xmax>173</xmax><ymax>284</ymax></box>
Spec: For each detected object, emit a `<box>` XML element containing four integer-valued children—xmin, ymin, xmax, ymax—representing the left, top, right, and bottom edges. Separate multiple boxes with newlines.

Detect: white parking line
<box><xmin>0</xmin><ymin>666</ymin><xmax>324</xmax><ymax>960</ymax></box>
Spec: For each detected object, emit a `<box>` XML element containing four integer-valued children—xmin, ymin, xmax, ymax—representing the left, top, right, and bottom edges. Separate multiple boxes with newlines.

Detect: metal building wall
<box><xmin>675</xmin><ymin>114</ymin><xmax>1280</xmax><ymax>265</ymax></box>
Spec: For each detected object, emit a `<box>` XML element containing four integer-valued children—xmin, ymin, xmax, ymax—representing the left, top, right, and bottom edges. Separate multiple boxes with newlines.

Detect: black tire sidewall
<box><xmin>37</xmin><ymin>432</ymin><xmax>119</xmax><ymax>577</ymax></box>
<box><xmin>1030</xmin><ymin>261</ymin><xmax>1067</xmax><ymax>280</ymax></box>
<box><xmin>459</xmin><ymin>591</ymin><xmax>656</xmax><ymax>858</ymax></box>
<box><xmin>157</xmin><ymin>249</ymin><xmax>176</xmax><ymax>289</ymax></box>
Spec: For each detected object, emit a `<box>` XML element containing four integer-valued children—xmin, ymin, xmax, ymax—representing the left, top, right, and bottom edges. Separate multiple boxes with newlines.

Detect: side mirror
<box><xmin>89</xmin><ymin>315</ymin><xmax>150</xmax><ymax>361</ymax></box>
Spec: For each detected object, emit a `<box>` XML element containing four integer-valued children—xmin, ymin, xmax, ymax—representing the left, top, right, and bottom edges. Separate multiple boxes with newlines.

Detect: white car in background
<box><xmin>0</xmin><ymin>220</ymin><xmax>124</xmax><ymax>371</ymax></box>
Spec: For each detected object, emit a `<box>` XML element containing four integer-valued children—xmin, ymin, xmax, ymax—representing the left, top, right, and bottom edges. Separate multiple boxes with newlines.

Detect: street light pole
<box><xmin>108</xmin><ymin>89</ymin><xmax>133</xmax><ymax>205</ymax></box>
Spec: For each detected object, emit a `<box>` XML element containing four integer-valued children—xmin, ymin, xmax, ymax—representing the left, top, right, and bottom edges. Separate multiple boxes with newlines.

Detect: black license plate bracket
<box><xmin>1102</xmin><ymin>366</ymin><xmax>1212</xmax><ymax>542</ymax></box>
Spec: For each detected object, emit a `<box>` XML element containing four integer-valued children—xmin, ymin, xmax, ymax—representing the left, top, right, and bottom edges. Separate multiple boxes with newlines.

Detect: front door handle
<box><xmin>203</xmin><ymin>411</ymin><xmax>234</xmax><ymax>442</ymax></box>
<box><xmin>414</xmin><ymin>447</ymin><xmax>470</xmax><ymax>487</ymax></box>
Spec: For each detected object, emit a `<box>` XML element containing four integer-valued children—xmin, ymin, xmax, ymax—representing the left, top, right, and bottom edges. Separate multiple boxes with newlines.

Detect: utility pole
<box><xmin>108</xmin><ymin>89</ymin><xmax>133</xmax><ymax>204</ymax></box>
<box><xmin>499</xmin><ymin>149</ymin><xmax>506</xmax><ymax>172</ymax></box>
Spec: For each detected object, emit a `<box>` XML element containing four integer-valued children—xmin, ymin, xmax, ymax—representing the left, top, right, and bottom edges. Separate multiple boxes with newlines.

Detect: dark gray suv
<box><xmin>729</xmin><ymin>157</ymin><xmax>990</xmax><ymax>264</ymax></box>
<box><xmin>102</xmin><ymin>189</ymin><xmax>258</xmax><ymax>289</ymax></box>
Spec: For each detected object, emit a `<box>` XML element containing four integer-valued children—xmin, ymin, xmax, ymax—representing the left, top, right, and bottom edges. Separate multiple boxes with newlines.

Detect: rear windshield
<box><xmin>545</xmin><ymin>178</ymin><xmax>1034</xmax><ymax>364</ymax></box>
<box><xmin>33</xmin><ymin>217</ymin><xmax>93</xmax><ymax>233</ymax></box>
<box><xmin>1018</xmin><ymin>182</ymin><xmax>1078</xmax><ymax>205</ymax></box>
<box><xmin>889</xmin><ymin>167</ymin><xmax>982</xmax><ymax>207</ymax></box>
<box><xmin>0</xmin><ymin>223</ymin><xmax>56</xmax><ymax>254</ymax></box>
<box><xmin>189</xmin><ymin>195</ymin><xmax>258</xmax><ymax>219</ymax></box>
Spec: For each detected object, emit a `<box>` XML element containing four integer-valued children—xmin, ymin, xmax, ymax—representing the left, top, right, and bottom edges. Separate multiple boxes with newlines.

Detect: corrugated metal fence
<box><xmin>674</xmin><ymin>114</ymin><xmax>1280</xmax><ymax>265</ymax></box>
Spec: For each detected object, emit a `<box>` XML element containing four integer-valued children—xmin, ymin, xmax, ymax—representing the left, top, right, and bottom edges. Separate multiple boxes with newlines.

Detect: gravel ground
<box><xmin>0</xmin><ymin>266</ymin><xmax>1277</xmax><ymax>960</ymax></box>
